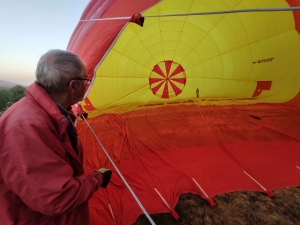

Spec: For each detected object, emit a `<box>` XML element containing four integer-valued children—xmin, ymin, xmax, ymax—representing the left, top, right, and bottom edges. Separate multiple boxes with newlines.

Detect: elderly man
<box><xmin>0</xmin><ymin>49</ymin><xmax>112</xmax><ymax>224</ymax></box>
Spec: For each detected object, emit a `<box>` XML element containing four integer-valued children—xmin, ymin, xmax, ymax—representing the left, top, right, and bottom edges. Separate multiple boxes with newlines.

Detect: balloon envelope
<box><xmin>68</xmin><ymin>0</ymin><xmax>300</xmax><ymax>224</ymax></box>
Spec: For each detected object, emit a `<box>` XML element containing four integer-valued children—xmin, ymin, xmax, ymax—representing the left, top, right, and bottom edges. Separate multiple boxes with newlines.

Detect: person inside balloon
<box><xmin>0</xmin><ymin>49</ymin><xmax>112</xmax><ymax>225</ymax></box>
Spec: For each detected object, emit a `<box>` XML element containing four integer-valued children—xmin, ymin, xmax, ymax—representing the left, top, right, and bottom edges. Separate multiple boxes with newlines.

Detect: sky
<box><xmin>0</xmin><ymin>0</ymin><xmax>89</xmax><ymax>85</ymax></box>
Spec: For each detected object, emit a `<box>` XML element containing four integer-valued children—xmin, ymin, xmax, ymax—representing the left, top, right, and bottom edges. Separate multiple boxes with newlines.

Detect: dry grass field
<box><xmin>134</xmin><ymin>187</ymin><xmax>300</xmax><ymax>225</ymax></box>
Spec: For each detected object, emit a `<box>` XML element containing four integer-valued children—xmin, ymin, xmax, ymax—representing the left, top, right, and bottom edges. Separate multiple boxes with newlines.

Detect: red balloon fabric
<box><xmin>77</xmin><ymin>102</ymin><xmax>300</xmax><ymax>225</ymax></box>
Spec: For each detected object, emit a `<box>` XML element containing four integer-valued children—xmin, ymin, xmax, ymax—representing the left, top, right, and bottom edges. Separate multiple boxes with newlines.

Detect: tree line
<box><xmin>0</xmin><ymin>85</ymin><xmax>26</xmax><ymax>114</ymax></box>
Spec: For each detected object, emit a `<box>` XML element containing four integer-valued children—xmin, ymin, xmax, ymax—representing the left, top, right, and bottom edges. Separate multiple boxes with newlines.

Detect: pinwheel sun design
<box><xmin>149</xmin><ymin>61</ymin><xmax>186</xmax><ymax>99</ymax></box>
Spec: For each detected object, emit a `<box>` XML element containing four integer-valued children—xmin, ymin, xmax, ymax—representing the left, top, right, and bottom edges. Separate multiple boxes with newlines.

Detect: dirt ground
<box><xmin>134</xmin><ymin>187</ymin><xmax>300</xmax><ymax>225</ymax></box>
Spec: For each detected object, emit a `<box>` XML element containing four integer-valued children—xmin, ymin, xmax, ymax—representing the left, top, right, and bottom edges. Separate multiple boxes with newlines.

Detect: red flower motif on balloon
<box><xmin>149</xmin><ymin>61</ymin><xmax>186</xmax><ymax>98</ymax></box>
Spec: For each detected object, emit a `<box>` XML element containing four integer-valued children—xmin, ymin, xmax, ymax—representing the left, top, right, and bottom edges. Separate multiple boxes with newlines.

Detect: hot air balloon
<box><xmin>67</xmin><ymin>0</ymin><xmax>300</xmax><ymax>224</ymax></box>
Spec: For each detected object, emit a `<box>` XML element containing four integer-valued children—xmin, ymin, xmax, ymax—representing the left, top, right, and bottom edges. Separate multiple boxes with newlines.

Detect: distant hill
<box><xmin>0</xmin><ymin>80</ymin><xmax>26</xmax><ymax>90</ymax></box>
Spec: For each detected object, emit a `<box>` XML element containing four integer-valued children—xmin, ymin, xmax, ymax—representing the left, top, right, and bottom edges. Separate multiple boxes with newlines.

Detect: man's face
<box><xmin>74</xmin><ymin>73</ymin><xmax>89</xmax><ymax>103</ymax></box>
<box><xmin>68</xmin><ymin>65</ymin><xmax>90</xmax><ymax>105</ymax></box>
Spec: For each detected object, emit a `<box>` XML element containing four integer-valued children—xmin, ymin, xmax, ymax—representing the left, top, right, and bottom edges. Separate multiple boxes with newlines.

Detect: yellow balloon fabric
<box><xmin>82</xmin><ymin>0</ymin><xmax>300</xmax><ymax>117</ymax></box>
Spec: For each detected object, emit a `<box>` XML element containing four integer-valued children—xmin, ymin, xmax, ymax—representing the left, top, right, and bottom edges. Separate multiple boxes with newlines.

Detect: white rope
<box><xmin>81</xmin><ymin>116</ymin><xmax>156</xmax><ymax>225</ymax></box>
<box><xmin>243</xmin><ymin>171</ymin><xmax>267</xmax><ymax>191</ymax></box>
<box><xmin>80</xmin><ymin>7</ymin><xmax>300</xmax><ymax>22</ymax></box>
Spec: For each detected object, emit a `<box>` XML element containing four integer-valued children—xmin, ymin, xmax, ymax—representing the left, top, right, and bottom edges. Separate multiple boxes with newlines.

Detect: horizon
<box><xmin>0</xmin><ymin>79</ymin><xmax>28</xmax><ymax>87</ymax></box>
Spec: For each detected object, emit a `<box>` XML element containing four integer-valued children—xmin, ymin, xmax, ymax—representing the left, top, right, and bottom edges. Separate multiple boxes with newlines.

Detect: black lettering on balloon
<box><xmin>252</xmin><ymin>58</ymin><xmax>274</xmax><ymax>64</ymax></box>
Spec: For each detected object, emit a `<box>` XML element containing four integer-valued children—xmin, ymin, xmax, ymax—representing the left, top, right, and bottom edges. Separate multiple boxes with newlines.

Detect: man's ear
<box><xmin>68</xmin><ymin>80</ymin><xmax>77</xmax><ymax>94</ymax></box>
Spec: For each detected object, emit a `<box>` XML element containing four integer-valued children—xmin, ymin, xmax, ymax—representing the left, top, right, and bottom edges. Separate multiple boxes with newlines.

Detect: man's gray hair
<box><xmin>36</xmin><ymin>49</ymin><xmax>86</xmax><ymax>93</ymax></box>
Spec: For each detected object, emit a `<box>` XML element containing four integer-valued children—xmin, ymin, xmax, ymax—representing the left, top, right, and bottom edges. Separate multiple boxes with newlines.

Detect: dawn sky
<box><xmin>0</xmin><ymin>0</ymin><xmax>89</xmax><ymax>85</ymax></box>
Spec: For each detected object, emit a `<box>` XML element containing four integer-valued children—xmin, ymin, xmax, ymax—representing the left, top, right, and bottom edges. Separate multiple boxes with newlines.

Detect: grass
<box><xmin>134</xmin><ymin>187</ymin><xmax>300</xmax><ymax>225</ymax></box>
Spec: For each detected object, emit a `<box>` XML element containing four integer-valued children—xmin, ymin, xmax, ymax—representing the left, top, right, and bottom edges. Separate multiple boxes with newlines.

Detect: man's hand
<box><xmin>95</xmin><ymin>168</ymin><xmax>112</xmax><ymax>188</ymax></box>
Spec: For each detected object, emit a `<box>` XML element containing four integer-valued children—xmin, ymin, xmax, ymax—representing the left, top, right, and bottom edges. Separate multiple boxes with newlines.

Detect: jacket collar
<box><xmin>26</xmin><ymin>82</ymin><xmax>66</xmax><ymax>129</ymax></box>
<box><xmin>26</xmin><ymin>82</ymin><xmax>81</xmax><ymax>164</ymax></box>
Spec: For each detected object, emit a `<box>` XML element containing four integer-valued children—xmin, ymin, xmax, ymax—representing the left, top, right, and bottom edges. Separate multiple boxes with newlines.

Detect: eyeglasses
<box><xmin>74</xmin><ymin>78</ymin><xmax>92</xmax><ymax>86</ymax></box>
<box><xmin>67</xmin><ymin>78</ymin><xmax>92</xmax><ymax>86</ymax></box>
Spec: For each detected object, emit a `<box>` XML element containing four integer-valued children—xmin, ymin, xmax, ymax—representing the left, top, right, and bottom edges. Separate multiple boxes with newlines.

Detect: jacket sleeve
<box><xmin>0</xmin><ymin>123</ymin><xmax>103</xmax><ymax>216</ymax></box>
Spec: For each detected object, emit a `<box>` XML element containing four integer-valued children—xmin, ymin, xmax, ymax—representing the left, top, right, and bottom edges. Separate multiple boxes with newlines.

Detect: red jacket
<box><xmin>0</xmin><ymin>82</ymin><xmax>102</xmax><ymax>225</ymax></box>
